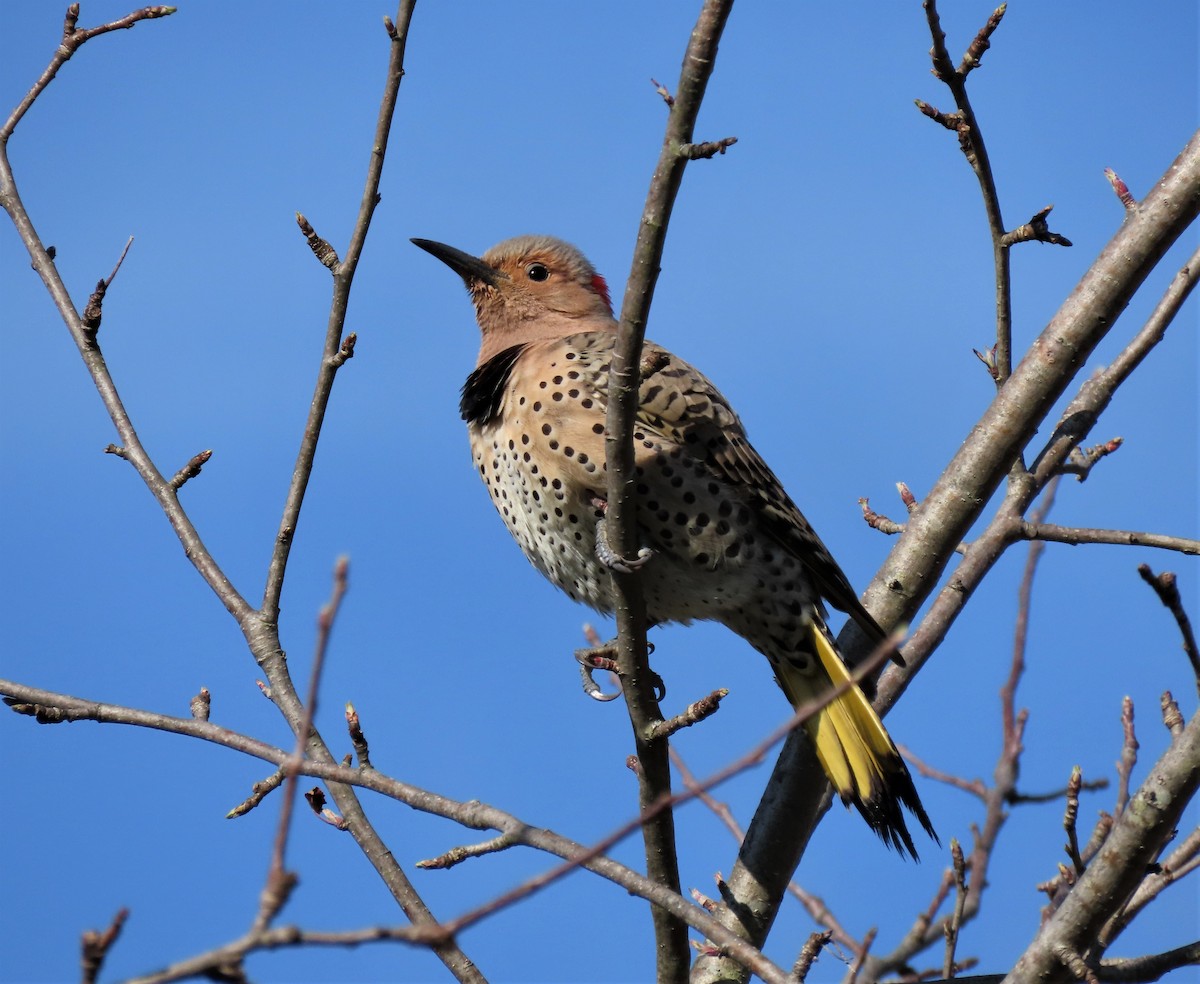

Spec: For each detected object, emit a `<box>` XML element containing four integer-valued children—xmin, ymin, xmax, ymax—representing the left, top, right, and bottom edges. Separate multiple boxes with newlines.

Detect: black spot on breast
<box><xmin>460</xmin><ymin>344</ymin><xmax>527</xmax><ymax>424</ymax></box>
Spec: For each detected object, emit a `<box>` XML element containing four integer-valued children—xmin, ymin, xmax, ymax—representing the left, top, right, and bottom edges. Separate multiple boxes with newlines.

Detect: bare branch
<box><xmin>255</xmin><ymin>556</ymin><xmax>350</xmax><ymax>933</ymax></box>
<box><xmin>1017</xmin><ymin>523</ymin><xmax>1198</xmax><ymax>556</ymax></box>
<box><xmin>81</xmin><ymin>907</ymin><xmax>129</xmax><ymax>984</ymax></box>
<box><xmin>1000</xmin><ymin>205</ymin><xmax>1073</xmax><ymax>248</ymax></box>
<box><xmin>1</xmin><ymin>5</ymin><xmax>177</xmax><ymax>142</ymax></box>
<box><xmin>416</xmin><ymin>835</ymin><xmax>518</xmax><ymax>871</ymax></box>
<box><xmin>790</xmin><ymin>932</ymin><xmax>832</xmax><ymax>983</ymax></box>
<box><xmin>644</xmin><ymin>688</ymin><xmax>728</xmax><ymax>741</ymax></box>
<box><xmin>1030</xmin><ymin>242</ymin><xmax>1200</xmax><ymax>487</ymax></box>
<box><xmin>261</xmin><ymin>4</ymin><xmax>413</xmax><ymax>622</ymax></box>
<box><xmin>169</xmin><ymin>449</ymin><xmax>213</xmax><ymax>491</ymax></box>
<box><xmin>1114</xmin><ymin>697</ymin><xmax>1139</xmax><ymax>820</ymax></box>
<box><xmin>1063</xmin><ymin>766</ymin><xmax>1086</xmax><ymax>876</ymax></box>
<box><xmin>959</xmin><ymin>3</ymin><xmax>1006</xmax><ymax>76</ymax></box>
<box><xmin>943</xmin><ymin>840</ymin><xmax>968</xmax><ymax>978</ymax></box>
<box><xmin>1137</xmin><ymin>565</ymin><xmax>1200</xmax><ymax>690</ymax></box>
<box><xmin>604</xmin><ymin>1</ymin><xmax>735</xmax><ymax>976</ymax></box>
<box><xmin>921</xmin><ymin>0</ymin><xmax>1017</xmax><ymax>384</ymax></box>
<box><xmin>1005</xmin><ymin>709</ymin><xmax>1200</xmax><ymax>982</ymax></box>
<box><xmin>1099</xmin><ymin>941</ymin><xmax>1200</xmax><ymax>982</ymax></box>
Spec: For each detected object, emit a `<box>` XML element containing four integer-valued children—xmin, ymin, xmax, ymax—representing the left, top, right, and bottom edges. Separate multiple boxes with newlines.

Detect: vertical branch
<box><xmin>922</xmin><ymin>1</ymin><xmax>1014</xmax><ymax>384</ymax></box>
<box><xmin>605</xmin><ymin>1</ymin><xmax>735</xmax><ymax>978</ymax></box>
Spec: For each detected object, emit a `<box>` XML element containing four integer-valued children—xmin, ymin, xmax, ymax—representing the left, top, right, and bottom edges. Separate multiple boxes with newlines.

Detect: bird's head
<box><xmin>413</xmin><ymin>235</ymin><xmax>615</xmax><ymax>363</ymax></box>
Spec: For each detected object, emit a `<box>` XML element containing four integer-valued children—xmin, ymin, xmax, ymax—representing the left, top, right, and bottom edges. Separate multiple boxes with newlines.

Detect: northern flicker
<box><xmin>413</xmin><ymin>234</ymin><xmax>936</xmax><ymax>858</ymax></box>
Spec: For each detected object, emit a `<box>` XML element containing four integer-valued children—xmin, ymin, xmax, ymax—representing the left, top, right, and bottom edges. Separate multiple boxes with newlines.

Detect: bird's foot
<box><xmin>575</xmin><ymin>639</ymin><xmax>666</xmax><ymax>703</ymax></box>
<box><xmin>576</xmin><ymin>643</ymin><xmax>622</xmax><ymax>702</ymax></box>
<box><xmin>593</xmin><ymin>516</ymin><xmax>653</xmax><ymax>574</ymax></box>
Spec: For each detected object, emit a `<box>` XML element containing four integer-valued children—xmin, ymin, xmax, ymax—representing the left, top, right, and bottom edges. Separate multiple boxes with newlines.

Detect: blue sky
<box><xmin>2</xmin><ymin>3</ymin><xmax>1197</xmax><ymax>982</ymax></box>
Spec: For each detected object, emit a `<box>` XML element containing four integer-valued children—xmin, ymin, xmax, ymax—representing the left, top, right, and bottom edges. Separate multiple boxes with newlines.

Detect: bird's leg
<box><xmin>591</xmin><ymin>497</ymin><xmax>654</xmax><ymax>574</ymax></box>
<box><xmin>575</xmin><ymin>637</ymin><xmax>666</xmax><ymax>703</ymax></box>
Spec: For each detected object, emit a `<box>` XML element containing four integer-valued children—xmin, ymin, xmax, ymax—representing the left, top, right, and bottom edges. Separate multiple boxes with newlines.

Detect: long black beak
<box><xmin>411</xmin><ymin>238</ymin><xmax>502</xmax><ymax>287</ymax></box>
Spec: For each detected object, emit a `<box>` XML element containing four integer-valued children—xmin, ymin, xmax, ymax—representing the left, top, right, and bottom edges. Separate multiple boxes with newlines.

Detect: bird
<box><xmin>412</xmin><ymin>234</ymin><xmax>936</xmax><ymax>858</ymax></box>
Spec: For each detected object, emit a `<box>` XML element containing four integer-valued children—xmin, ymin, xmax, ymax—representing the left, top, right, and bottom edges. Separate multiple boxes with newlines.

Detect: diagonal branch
<box><xmin>706</xmin><ymin>93</ymin><xmax>1200</xmax><ymax>984</ymax></box>
<box><xmin>2</xmin><ymin>7</ymin><xmax>486</xmax><ymax>983</ymax></box>
<box><xmin>0</xmin><ymin>6</ymin><xmax>251</xmax><ymax>625</ymax></box>
<box><xmin>261</xmin><ymin>1</ymin><xmax>414</xmax><ymax>622</ymax></box>
<box><xmin>1003</xmin><ymin>708</ymin><xmax>1200</xmax><ymax>983</ymax></box>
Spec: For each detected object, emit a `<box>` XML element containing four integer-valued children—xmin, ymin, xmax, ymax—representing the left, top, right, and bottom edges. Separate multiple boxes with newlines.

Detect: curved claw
<box><xmin>649</xmin><ymin>670</ymin><xmax>667</xmax><ymax>703</ymax></box>
<box><xmin>579</xmin><ymin>659</ymin><xmax>622</xmax><ymax>702</ymax></box>
<box><xmin>576</xmin><ymin>646</ymin><xmax>622</xmax><ymax>702</ymax></box>
<box><xmin>594</xmin><ymin>517</ymin><xmax>654</xmax><ymax>574</ymax></box>
<box><xmin>575</xmin><ymin>638</ymin><xmax>663</xmax><ymax>703</ymax></box>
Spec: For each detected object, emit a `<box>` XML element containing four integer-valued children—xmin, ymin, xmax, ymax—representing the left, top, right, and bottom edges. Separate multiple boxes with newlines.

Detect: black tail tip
<box><xmin>849</xmin><ymin>774</ymin><xmax>938</xmax><ymax>862</ymax></box>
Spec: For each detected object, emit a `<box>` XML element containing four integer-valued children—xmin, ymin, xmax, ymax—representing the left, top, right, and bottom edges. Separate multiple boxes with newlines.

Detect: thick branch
<box><xmin>708</xmin><ymin>115</ymin><xmax>1200</xmax><ymax>984</ymax></box>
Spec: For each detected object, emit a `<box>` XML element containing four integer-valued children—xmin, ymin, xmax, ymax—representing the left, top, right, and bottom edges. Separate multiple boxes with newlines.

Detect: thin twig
<box><xmin>81</xmin><ymin>907</ymin><xmax>130</xmax><ymax>984</ymax></box>
<box><xmin>943</xmin><ymin>839</ymin><xmax>967</xmax><ymax>978</ymax></box>
<box><xmin>1137</xmin><ymin>565</ymin><xmax>1200</xmax><ymax>691</ymax></box>
<box><xmin>1</xmin><ymin>6</ymin><xmax>177</xmax><ymax>142</ymax></box>
<box><xmin>1018</xmin><ymin>524</ymin><xmax>1199</xmax><ymax>555</ymax></box>
<box><xmin>1063</xmin><ymin>766</ymin><xmax>1086</xmax><ymax>876</ymax></box>
<box><xmin>1114</xmin><ymin>698</ymin><xmax>1138</xmax><ymax>820</ymax></box>
<box><xmin>921</xmin><ymin>0</ymin><xmax>1015</xmax><ymax>386</ymax></box>
<box><xmin>670</xmin><ymin>747</ymin><xmax>861</xmax><ymax>955</ymax></box>
<box><xmin>790</xmin><ymin>932</ymin><xmax>832</xmax><ymax>983</ymax></box>
<box><xmin>254</xmin><ymin>556</ymin><xmax>349</xmax><ymax>934</ymax></box>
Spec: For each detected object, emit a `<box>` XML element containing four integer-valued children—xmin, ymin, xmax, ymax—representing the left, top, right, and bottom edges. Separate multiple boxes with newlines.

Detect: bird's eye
<box><xmin>526</xmin><ymin>263</ymin><xmax>549</xmax><ymax>282</ymax></box>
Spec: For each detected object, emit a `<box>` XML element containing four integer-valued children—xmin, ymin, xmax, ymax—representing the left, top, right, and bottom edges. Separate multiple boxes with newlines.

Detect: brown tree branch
<box><xmin>1</xmin><ymin>7</ymin><xmax>488</xmax><ymax>982</ymax></box>
<box><xmin>254</xmin><ymin>557</ymin><xmax>350</xmax><ymax>935</ymax></box>
<box><xmin>920</xmin><ymin>0</ymin><xmax>1017</xmax><ymax>386</ymax></box>
<box><xmin>1018</xmin><ymin>524</ymin><xmax>1200</xmax><ymax>556</ymax></box>
<box><xmin>0</xmin><ymin>675</ymin><xmax>803</xmax><ymax>984</ymax></box>
<box><xmin>856</xmin><ymin>479</ymin><xmax>1059</xmax><ymax>981</ymax></box>
<box><xmin>1</xmin><ymin>4</ymin><xmax>177</xmax><ymax>142</ymax></box>
<box><xmin>702</xmin><ymin>65</ymin><xmax>1200</xmax><ymax>982</ymax></box>
<box><xmin>1137</xmin><ymin>565</ymin><xmax>1200</xmax><ymax>690</ymax></box>
<box><xmin>81</xmin><ymin>907</ymin><xmax>129</xmax><ymax>984</ymax></box>
<box><xmin>605</xmin><ymin>1</ymin><xmax>735</xmax><ymax>978</ymax></box>
<box><xmin>1110</xmin><ymin>826</ymin><xmax>1200</xmax><ymax>937</ymax></box>
<box><xmin>1005</xmin><ymin>709</ymin><xmax>1200</xmax><ymax>982</ymax></box>
<box><xmin>1098</xmin><ymin>941</ymin><xmax>1200</xmax><ymax>983</ymax></box>
<box><xmin>260</xmin><ymin>3</ymin><xmax>412</xmax><ymax>623</ymax></box>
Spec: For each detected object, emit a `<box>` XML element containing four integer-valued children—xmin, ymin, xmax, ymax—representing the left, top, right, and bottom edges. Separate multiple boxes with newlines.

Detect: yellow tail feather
<box><xmin>775</xmin><ymin>623</ymin><xmax>937</xmax><ymax>859</ymax></box>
